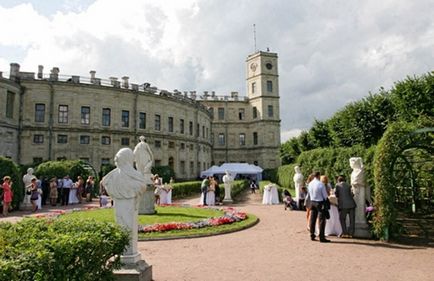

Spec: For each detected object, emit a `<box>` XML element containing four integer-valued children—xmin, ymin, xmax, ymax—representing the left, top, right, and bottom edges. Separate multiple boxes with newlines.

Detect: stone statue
<box><xmin>222</xmin><ymin>170</ymin><xmax>233</xmax><ymax>203</ymax></box>
<box><xmin>293</xmin><ymin>166</ymin><xmax>304</xmax><ymax>205</ymax></box>
<box><xmin>102</xmin><ymin>148</ymin><xmax>152</xmax><ymax>279</ymax></box>
<box><xmin>133</xmin><ymin>136</ymin><xmax>155</xmax><ymax>215</ymax></box>
<box><xmin>22</xmin><ymin>167</ymin><xmax>36</xmax><ymax>210</ymax></box>
<box><xmin>350</xmin><ymin>157</ymin><xmax>370</xmax><ymax>238</ymax></box>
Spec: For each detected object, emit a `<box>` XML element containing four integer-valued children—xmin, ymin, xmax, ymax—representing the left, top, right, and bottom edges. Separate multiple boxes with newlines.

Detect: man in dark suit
<box><xmin>335</xmin><ymin>175</ymin><xmax>357</xmax><ymax>238</ymax></box>
<box><xmin>307</xmin><ymin>171</ymin><xmax>330</xmax><ymax>243</ymax></box>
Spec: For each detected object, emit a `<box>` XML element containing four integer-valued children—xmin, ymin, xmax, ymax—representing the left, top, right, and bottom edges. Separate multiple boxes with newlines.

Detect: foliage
<box><xmin>35</xmin><ymin>160</ymin><xmax>89</xmax><ymax>182</ymax></box>
<box><xmin>373</xmin><ymin>117</ymin><xmax>434</xmax><ymax>240</ymax></box>
<box><xmin>151</xmin><ymin>165</ymin><xmax>175</xmax><ymax>183</ymax></box>
<box><xmin>0</xmin><ymin>218</ymin><xmax>129</xmax><ymax>281</ymax></box>
<box><xmin>280</xmin><ymin>138</ymin><xmax>301</xmax><ymax>165</ymax></box>
<box><xmin>0</xmin><ymin>157</ymin><xmax>23</xmax><ymax>210</ymax></box>
<box><xmin>171</xmin><ymin>181</ymin><xmax>202</xmax><ymax>199</ymax></box>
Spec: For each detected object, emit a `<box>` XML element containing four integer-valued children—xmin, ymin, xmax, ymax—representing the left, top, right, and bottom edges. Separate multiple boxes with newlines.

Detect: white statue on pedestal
<box><xmin>133</xmin><ymin>136</ymin><xmax>155</xmax><ymax>215</ymax></box>
<box><xmin>222</xmin><ymin>170</ymin><xmax>233</xmax><ymax>203</ymax></box>
<box><xmin>350</xmin><ymin>157</ymin><xmax>371</xmax><ymax>238</ymax></box>
<box><xmin>102</xmin><ymin>148</ymin><xmax>147</xmax><ymax>265</ymax></box>
<box><xmin>293</xmin><ymin>166</ymin><xmax>304</xmax><ymax>205</ymax></box>
<box><xmin>22</xmin><ymin>168</ymin><xmax>35</xmax><ymax>210</ymax></box>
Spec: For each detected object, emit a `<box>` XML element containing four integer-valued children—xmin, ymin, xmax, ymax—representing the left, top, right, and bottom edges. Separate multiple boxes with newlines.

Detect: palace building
<box><xmin>0</xmin><ymin>51</ymin><xmax>281</xmax><ymax>179</ymax></box>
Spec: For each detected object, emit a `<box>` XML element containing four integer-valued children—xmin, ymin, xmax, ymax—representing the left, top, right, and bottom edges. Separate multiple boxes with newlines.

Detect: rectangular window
<box><xmin>202</xmin><ymin>125</ymin><xmax>205</xmax><ymax>138</ymax></box>
<box><xmin>33</xmin><ymin>134</ymin><xmax>44</xmax><ymax>144</ymax></box>
<box><xmin>154</xmin><ymin>114</ymin><xmax>161</xmax><ymax>131</ymax></box>
<box><xmin>168</xmin><ymin>141</ymin><xmax>175</xmax><ymax>149</ymax></box>
<box><xmin>102</xmin><ymin>108</ymin><xmax>111</xmax><ymax>126</ymax></box>
<box><xmin>253</xmin><ymin>132</ymin><xmax>258</xmax><ymax>145</ymax></box>
<box><xmin>180</xmin><ymin>143</ymin><xmax>185</xmax><ymax>150</ymax></box>
<box><xmin>190</xmin><ymin>144</ymin><xmax>194</xmax><ymax>151</ymax></box>
<box><xmin>251</xmin><ymin>82</ymin><xmax>256</xmax><ymax>94</ymax></box>
<box><xmin>218</xmin><ymin>107</ymin><xmax>225</xmax><ymax>120</ymax></box>
<box><xmin>268</xmin><ymin>105</ymin><xmax>274</xmax><ymax>118</ymax></box>
<box><xmin>209</xmin><ymin>108</ymin><xmax>214</xmax><ymax>119</ymax></box>
<box><xmin>121</xmin><ymin>137</ymin><xmax>130</xmax><ymax>146</ymax></box>
<box><xmin>6</xmin><ymin>91</ymin><xmax>15</xmax><ymax>118</ymax></box>
<box><xmin>189</xmin><ymin>121</ymin><xmax>193</xmax><ymax>135</ymax></box>
<box><xmin>139</xmin><ymin>112</ymin><xmax>146</xmax><ymax>129</ymax></box>
<box><xmin>58</xmin><ymin>105</ymin><xmax>68</xmax><ymax>123</ymax></box>
<box><xmin>121</xmin><ymin>110</ymin><xmax>129</xmax><ymax>127</ymax></box>
<box><xmin>81</xmin><ymin>106</ymin><xmax>90</xmax><ymax>125</ymax></box>
<box><xmin>57</xmin><ymin>134</ymin><xmax>68</xmax><ymax>144</ymax></box>
<box><xmin>267</xmin><ymin>80</ymin><xmax>273</xmax><ymax>92</ymax></box>
<box><xmin>206</xmin><ymin>127</ymin><xmax>209</xmax><ymax>139</ymax></box>
<box><xmin>190</xmin><ymin>161</ymin><xmax>194</xmax><ymax>175</ymax></box>
<box><xmin>253</xmin><ymin>107</ymin><xmax>258</xmax><ymax>119</ymax></box>
<box><xmin>180</xmin><ymin>119</ymin><xmax>184</xmax><ymax>134</ymax></box>
<box><xmin>168</xmin><ymin>117</ymin><xmax>174</xmax><ymax>133</ymax></box>
<box><xmin>101</xmin><ymin>136</ymin><xmax>111</xmax><ymax>145</ymax></box>
<box><xmin>154</xmin><ymin>140</ymin><xmax>161</xmax><ymax>148</ymax></box>
<box><xmin>218</xmin><ymin>133</ymin><xmax>225</xmax><ymax>145</ymax></box>
<box><xmin>80</xmin><ymin>135</ymin><xmax>90</xmax><ymax>144</ymax></box>
<box><xmin>35</xmin><ymin>104</ymin><xmax>45</xmax><ymax>122</ymax></box>
<box><xmin>239</xmin><ymin>133</ymin><xmax>246</xmax><ymax>146</ymax></box>
<box><xmin>180</xmin><ymin>161</ymin><xmax>186</xmax><ymax>174</ymax></box>
<box><xmin>238</xmin><ymin>108</ymin><xmax>245</xmax><ymax>120</ymax></box>
<box><xmin>196</xmin><ymin>123</ymin><xmax>199</xmax><ymax>137</ymax></box>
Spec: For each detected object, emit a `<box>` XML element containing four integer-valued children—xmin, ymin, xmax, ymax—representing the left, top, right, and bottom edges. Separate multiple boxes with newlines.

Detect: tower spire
<box><xmin>253</xmin><ymin>24</ymin><xmax>257</xmax><ymax>52</ymax></box>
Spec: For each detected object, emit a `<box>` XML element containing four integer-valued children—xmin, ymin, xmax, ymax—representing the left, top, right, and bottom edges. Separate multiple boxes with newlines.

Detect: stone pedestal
<box><xmin>139</xmin><ymin>186</ymin><xmax>156</xmax><ymax>215</ymax></box>
<box><xmin>21</xmin><ymin>194</ymin><xmax>33</xmax><ymax>211</ymax></box>
<box><xmin>223</xmin><ymin>183</ymin><xmax>233</xmax><ymax>204</ymax></box>
<box><xmin>354</xmin><ymin>222</ymin><xmax>371</xmax><ymax>238</ymax></box>
<box><xmin>114</xmin><ymin>260</ymin><xmax>152</xmax><ymax>281</ymax></box>
<box><xmin>353</xmin><ymin>183</ymin><xmax>371</xmax><ymax>238</ymax></box>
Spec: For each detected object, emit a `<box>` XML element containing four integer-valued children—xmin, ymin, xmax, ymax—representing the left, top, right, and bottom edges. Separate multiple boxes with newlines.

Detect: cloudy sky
<box><xmin>1</xmin><ymin>0</ymin><xmax>433</xmax><ymax>142</ymax></box>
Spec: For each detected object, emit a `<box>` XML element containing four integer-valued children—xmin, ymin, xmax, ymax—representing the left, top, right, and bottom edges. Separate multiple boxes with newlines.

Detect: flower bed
<box><xmin>139</xmin><ymin>206</ymin><xmax>247</xmax><ymax>233</ymax></box>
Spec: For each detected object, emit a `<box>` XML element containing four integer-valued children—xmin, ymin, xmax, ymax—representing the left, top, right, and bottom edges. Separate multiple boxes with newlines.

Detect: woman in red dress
<box><xmin>1</xmin><ymin>176</ymin><xmax>13</xmax><ymax>216</ymax></box>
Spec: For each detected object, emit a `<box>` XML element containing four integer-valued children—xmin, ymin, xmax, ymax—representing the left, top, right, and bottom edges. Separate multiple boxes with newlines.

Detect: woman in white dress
<box><xmin>207</xmin><ymin>177</ymin><xmax>216</xmax><ymax>206</ymax></box>
<box><xmin>321</xmin><ymin>175</ymin><xmax>342</xmax><ymax>236</ymax></box>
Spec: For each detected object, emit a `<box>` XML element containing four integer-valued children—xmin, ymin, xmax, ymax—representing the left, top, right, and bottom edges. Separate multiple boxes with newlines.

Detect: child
<box><xmin>298</xmin><ymin>186</ymin><xmax>307</xmax><ymax>211</ymax></box>
<box><xmin>283</xmin><ymin>190</ymin><xmax>297</xmax><ymax>211</ymax></box>
<box><xmin>100</xmin><ymin>191</ymin><xmax>109</xmax><ymax>208</ymax></box>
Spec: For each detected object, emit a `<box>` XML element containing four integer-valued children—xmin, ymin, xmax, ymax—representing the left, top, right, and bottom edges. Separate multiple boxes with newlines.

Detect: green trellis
<box><xmin>373</xmin><ymin>118</ymin><xmax>433</xmax><ymax>240</ymax></box>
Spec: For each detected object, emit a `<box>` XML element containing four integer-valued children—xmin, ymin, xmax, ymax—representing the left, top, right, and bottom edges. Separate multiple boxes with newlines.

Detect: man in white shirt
<box><xmin>308</xmin><ymin>171</ymin><xmax>330</xmax><ymax>243</ymax></box>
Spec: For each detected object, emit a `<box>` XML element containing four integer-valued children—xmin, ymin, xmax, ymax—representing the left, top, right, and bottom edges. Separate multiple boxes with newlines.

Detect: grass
<box><xmin>60</xmin><ymin>206</ymin><xmax>258</xmax><ymax>240</ymax></box>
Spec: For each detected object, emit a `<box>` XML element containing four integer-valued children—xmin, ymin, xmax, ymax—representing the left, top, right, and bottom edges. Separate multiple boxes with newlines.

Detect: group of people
<box><xmin>153</xmin><ymin>175</ymin><xmax>173</xmax><ymax>205</ymax></box>
<box><xmin>200</xmin><ymin>176</ymin><xmax>221</xmax><ymax>206</ymax></box>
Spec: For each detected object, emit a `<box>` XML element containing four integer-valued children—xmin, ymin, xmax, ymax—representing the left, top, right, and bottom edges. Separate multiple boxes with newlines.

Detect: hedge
<box><xmin>35</xmin><ymin>160</ymin><xmax>90</xmax><ymax>182</ymax></box>
<box><xmin>0</xmin><ymin>218</ymin><xmax>129</xmax><ymax>281</ymax></box>
<box><xmin>0</xmin><ymin>157</ymin><xmax>24</xmax><ymax>210</ymax></box>
<box><xmin>171</xmin><ymin>181</ymin><xmax>201</xmax><ymax>199</ymax></box>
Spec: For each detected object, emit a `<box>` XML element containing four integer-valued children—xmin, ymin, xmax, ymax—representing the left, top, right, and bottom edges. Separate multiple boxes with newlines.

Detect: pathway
<box><xmin>139</xmin><ymin>191</ymin><xmax>434</xmax><ymax>281</ymax></box>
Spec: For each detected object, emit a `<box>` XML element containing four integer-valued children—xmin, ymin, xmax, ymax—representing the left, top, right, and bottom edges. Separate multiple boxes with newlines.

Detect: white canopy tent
<box><xmin>200</xmin><ymin>163</ymin><xmax>263</xmax><ymax>182</ymax></box>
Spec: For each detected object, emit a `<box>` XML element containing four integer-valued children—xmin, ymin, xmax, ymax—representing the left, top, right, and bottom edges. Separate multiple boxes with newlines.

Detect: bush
<box><xmin>0</xmin><ymin>218</ymin><xmax>129</xmax><ymax>281</ymax></box>
<box><xmin>171</xmin><ymin>181</ymin><xmax>201</xmax><ymax>199</ymax></box>
<box><xmin>0</xmin><ymin>157</ymin><xmax>23</xmax><ymax>210</ymax></box>
<box><xmin>35</xmin><ymin>160</ymin><xmax>90</xmax><ymax>182</ymax></box>
<box><xmin>151</xmin><ymin>166</ymin><xmax>175</xmax><ymax>184</ymax></box>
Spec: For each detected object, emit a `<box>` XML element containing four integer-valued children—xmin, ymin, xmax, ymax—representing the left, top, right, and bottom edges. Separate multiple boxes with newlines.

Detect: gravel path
<box><xmin>139</xmin><ymin>192</ymin><xmax>434</xmax><ymax>281</ymax></box>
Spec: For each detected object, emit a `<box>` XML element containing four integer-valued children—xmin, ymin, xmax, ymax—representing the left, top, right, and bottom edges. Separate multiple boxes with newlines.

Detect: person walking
<box><xmin>1</xmin><ymin>176</ymin><xmax>13</xmax><ymax>216</ymax></box>
<box><xmin>307</xmin><ymin>171</ymin><xmax>330</xmax><ymax>243</ymax></box>
<box><xmin>335</xmin><ymin>175</ymin><xmax>357</xmax><ymax>238</ymax></box>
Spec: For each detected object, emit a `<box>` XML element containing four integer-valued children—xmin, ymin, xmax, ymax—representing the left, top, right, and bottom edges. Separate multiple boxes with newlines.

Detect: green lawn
<box><xmin>60</xmin><ymin>206</ymin><xmax>258</xmax><ymax>240</ymax></box>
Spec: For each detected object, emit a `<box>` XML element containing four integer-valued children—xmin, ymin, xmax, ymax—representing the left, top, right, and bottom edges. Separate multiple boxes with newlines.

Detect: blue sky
<box><xmin>1</xmin><ymin>0</ymin><xmax>433</xmax><ymax>142</ymax></box>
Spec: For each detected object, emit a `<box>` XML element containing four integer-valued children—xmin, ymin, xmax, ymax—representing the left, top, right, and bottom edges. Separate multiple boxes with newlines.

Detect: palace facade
<box><xmin>0</xmin><ymin>51</ymin><xmax>281</xmax><ymax>179</ymax></box>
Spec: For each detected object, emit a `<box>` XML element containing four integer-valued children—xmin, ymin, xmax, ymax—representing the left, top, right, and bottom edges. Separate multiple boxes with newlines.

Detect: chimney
<box><xmin>9</xmin><ymin>63</ymin><xmax>20</xmax><ymax>80</ymax></box>
<box><xmin>49</xmin><ymin>67</ymin><xmax>59</xmax><ymax>81</ymax></box>
<box><xmin>90</xmin><ymin>70</ymin><xmax>96</xmax><ymax>83</ymax></box>
<box><xmin>122</xmin><ymin>76</ymin><xmax>129</xmax><ymax>89</ymax></box>
<box><xmin>37</xmin><ymin>65</ymin><xmax>43</xmax><ymax>79</ymax></box>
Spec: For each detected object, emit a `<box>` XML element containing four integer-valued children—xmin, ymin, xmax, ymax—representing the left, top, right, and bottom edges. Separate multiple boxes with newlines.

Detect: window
<box><xmin>180</xmin><ymin>143</ymin><xmax>185</xmax><ymax>150</ymax></box>
<box><xmin>121</xmin><ymin>110</ymin><xmax>129</xmax><ymax>127</ymax></box>
<box><xmin>154</xmin><ymin>140</ymin><xmax>161</xmax><ymax>148</ymax></box>
<box><xmin>180</xmin><ymin>161</ymin><xmax>186</xmax><ymax>174</ymax></box>
<box><xmin>168</xmin><ymin>117</ymin><xmax>174</xmax><ymax>133</ymax></box>
<box><xmin>218</xmin><ymin>133</ymin><xmax>225</xmax><ymax>145</ymax></box>
<box><xmin>101</xmin><ymin>158</ymin><xmax>110</xmax><ymax>165</ymax></box>
<box><xmin>238</xmin><ymin>108</ymin><xmax>245</xmax><ymax>120</ymax></box>
<box><xmin>209</xmin><ymin>108</ymin><xmax>214</xmax><ymax>119</ymax></box>
<box><xmin>57</xmin><ymin>134</ymin><xmax>68</xmax><ymax>144</ymax></box>
<box><xmin>253</xmin><ymin>132</ymin><xmax>258</xmax><ymax>145</ymax></box>
<box><xmin>239</xmin><ymin>133</ymin><xmax>246</xmax><ymax>146</ymax></box>
<box><xmin>102</xmin><ymin>108</ymin><xmax>111</xmax><ymax>126</ymax></box>
<box><xmin>139</xmin><ymin>112</ymin><xmax>146</xmax><ymax>129</ymax></box>
<box><xmin>180</xmin><ymin>119</ymin><xmax>184</xmax><ymax>134</ymax></box>
<box><xmin>80</xmin><ymin>106</ymin><xmax>90</xmax><ymax>124</ymax></box>
<box><xmin>196</xmin><ymin>123</ymin><xmax>199</xmax><ymax>137</ymax></box>
<box><xmin>168</xmin><ymin>141</ymin><xmax>175</xmax><ymax>149</ymax></box>
<box><xmin>33</xmin><ymin>157</ymin><xmax>43</xmax><ymax>164</ymax></box>
<box><xmin>190</xmin><ymin>144</ymin><xmax>194</xmax><ymax>150</ymax></box>
<box><xmin>154</xmin><ymin>114</ymin><xmax>161</xmax><ymax>131</ymax></box>
<box><xmin>268</xmin><ymin>105</ymin><xmax>274</xmax><ymax>118</ymax></box>
<box><xmin>267</xmin><ymin>80</ymin><xmax>273</xmax><ymax>92</ymax></box>
<box><xmin>35</xmin><ymin>104</ymin><xmax>45</xmax><ymax>122</ymax></box>
<box><xmin>206</xmin><ymin>127</ymin><xmax>209</xmax><ymax>139</ymax></box>
<box><xmin>101</xmin><ymin>136</ymin><xmax>111</xmax><ymax>145</ymax></box>
<box><xmin>121</xmin><ymin>137</ymin><xmax>130</xmax><ymax>146</ymax></box>
<box><xmin>202</xmin><ymin>125</ymin><xmax>205</xmax><ymax>138</ymax></box>
<box><xmin>33</xmin><ymin>134</ymin><xmax>44</xmax><ymax>144</ymax></box>
<box><xmin>155</xmin><ymin>160</ymin><xmax>162</xmax><ymax>166</ymax></box>
<box><xmin>58</xmin><ymin>105</ymin><xmax>68</xmax><ymax>123</ymax></box>
<box><xmin>218</xmin><ymin>107</ymin><xmax>225</xmax><ymax>120</ymax></box>
<box><xmin>80</xmin><ymin>135</ymin><xmax>90</xmax><ymax>144</ymax></box>
<box><xmin>251</xmin><ymin>82</ymin><xmax>256</xmax><ymax>94</ymax></box>
<box><xmin>253</xmin><ymin>107</ymin><xmax>258</xmax><ymax>119</ymax></box>
<box><xmin>6</xmin><ymin>91</ymin><xmax>15</xmax><ymax>118</ymax></box>
<box><xmin>189</xmin><ymin>121</ymin><xmax>193</xmax><ymax>135</ymax></box>
<box><xmin>190</xmin><ymin>161</ymin><xmax>194</xmax><ymax>175</ymax></box>
<box><xmin>210</xmin><ymin>133</ymin><xmax>214</xmax><ymax>144</ymax></box>
<box><xmin>80</xmin><ymin>158</ymin><xmax>90</xmax><ymax>163</ymax></box>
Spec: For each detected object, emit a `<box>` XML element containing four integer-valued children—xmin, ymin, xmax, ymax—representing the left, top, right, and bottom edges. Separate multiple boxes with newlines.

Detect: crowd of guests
<box><xmin>200</xmin><ymin>176</ymin><xmax>221</xmax><ymax>206</ymax></box>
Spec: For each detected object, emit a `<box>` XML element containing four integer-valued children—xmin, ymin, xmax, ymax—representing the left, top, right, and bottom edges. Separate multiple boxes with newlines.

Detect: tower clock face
<box><xmin>250</xmin><ymin>63</ymin><xmax>257</xmax><ymax>72</ymax></box>
<box><xmin>265</xmin><ymin>63</ymin><xmax>273</xmax><ymax>70</ymax></box>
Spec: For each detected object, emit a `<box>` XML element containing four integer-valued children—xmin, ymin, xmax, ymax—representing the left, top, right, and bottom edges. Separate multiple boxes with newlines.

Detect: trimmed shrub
<box><xmin>0</xmin><ymin>218</ymin><xmax>129</xmax><ymax>281</ymax></box>
<box><xmin>35</xmin><ymin>160</ymin><xmax>89</xmax><ymax>182</ymax></box>
<box><xmin>0</xmin><ymin>157</ymin><xmax>23</xmax><ymax>210</ymax></box>
<box><xmin>171</xmin><ymin>181</ymin><xmax>201</xmax><ymax>199</ymax></box>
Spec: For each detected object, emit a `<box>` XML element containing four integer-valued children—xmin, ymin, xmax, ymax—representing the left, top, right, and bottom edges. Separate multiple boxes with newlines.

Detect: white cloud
<box><xmin>281</xmin><ymin>129</ymin><xmax>304</xmax><ymax>143</ymax></box>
